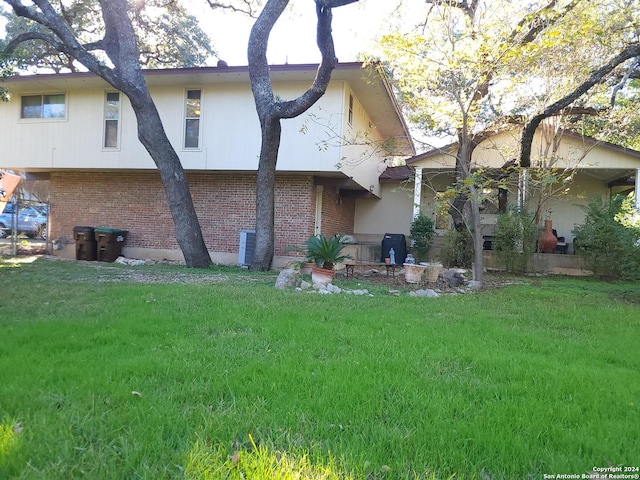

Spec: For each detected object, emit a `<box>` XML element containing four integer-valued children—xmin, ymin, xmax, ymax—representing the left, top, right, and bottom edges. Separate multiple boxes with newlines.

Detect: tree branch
<box><xmin>207</xmin><ymin>0</ymin><xmax>258</xmax><ymax>17</ymax></box>
<box><xmin>519</xmin><ymin>42</ymin><xmax>640</xmax><ymax>167</ymax></box>
<box><xmin>3</xmin><ymin>31</ymin><xmax>70</xmax><ymax>57</ymax></box>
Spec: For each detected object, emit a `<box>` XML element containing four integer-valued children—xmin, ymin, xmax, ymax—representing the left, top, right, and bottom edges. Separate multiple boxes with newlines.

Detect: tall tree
<box><xmin>1</xmin><ymin>0</ymin><xmax>213</xmax><ymax>268</ymax></box>
<box><xmin>246</xmin><ymin>0</ymin><xmax>358</xmax><ymax>271</ymax></box>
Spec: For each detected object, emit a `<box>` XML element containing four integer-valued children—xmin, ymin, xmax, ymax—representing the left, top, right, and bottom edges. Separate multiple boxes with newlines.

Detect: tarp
<box><xmin>0</xmin><ymin>171</ymin><xmax>21</xmax><ymax>214</ymax></box>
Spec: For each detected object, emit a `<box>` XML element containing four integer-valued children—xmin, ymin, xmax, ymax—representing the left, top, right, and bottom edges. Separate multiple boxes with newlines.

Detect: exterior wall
<box><xmin>412</xmin><ymin>130</ymin><xmax>640</xmax><ymax>171</ymax></box>
<box><xmin>526</xmin><ymin>172</ymin><xmax>608</xmax><ymax>242</ymax></box>
<box><xmin>340</xmin><ymin>85</ymin><xmax>388</xmax><ymax>198</ymax></box>
<box><xmin>50</xmin><ymin>171</ymin><xmax>317</xmax><ymax>261</ymax></box>
<box><xmin>354</xmin><ymin>182</ymin><xmax>414</xmax><ymax>243</ymax></box>
<box><xmin>0</xmin><ymin>79</ymin><xmax>396</xmax><ymax>196</ymax></box>
<box><xmin>320</xmin><ymin>186</ymin><xmax>356</xmax><ymax>237</ymax></box>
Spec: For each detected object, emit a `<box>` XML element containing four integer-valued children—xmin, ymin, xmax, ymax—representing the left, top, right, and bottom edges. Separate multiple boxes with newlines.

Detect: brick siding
<box><xmin>50</xmin><ymin>171</ymin><xmax>333</xmax><ymax>256</ymax></box>
<box><xmin>320</xmin><ymin>185</ymin><xmax>355</xmax><ymax>237</ymax></box>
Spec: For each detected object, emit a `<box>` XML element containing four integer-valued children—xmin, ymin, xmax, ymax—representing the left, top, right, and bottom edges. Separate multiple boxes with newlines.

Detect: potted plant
<box><xmin>304</xmin><ymin>234</ymin><xmax>352</xmax><ymax>287</ymax></box>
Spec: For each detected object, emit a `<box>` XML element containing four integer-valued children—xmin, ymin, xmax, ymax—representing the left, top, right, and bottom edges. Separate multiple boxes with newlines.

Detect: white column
<box><xmin>518</xmin><ymin>168</ymin><xmax>528</xmax><ymax>210</ymax></box>
<box><xmin>413</xmin><ymin>167</ymin><xmax>423</xmax><ymax>220</ymax></box>
<box><xmin>635</xmin><ymin>168</ymin><xmax>640</xmax><ymax>211</ymax></box>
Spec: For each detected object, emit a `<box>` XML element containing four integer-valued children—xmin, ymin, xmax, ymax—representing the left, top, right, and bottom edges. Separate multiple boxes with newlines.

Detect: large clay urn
<box><xmin>539</xmin><ymin>219</ymin><xmax>558</xmax><ymax>253</ymax></box>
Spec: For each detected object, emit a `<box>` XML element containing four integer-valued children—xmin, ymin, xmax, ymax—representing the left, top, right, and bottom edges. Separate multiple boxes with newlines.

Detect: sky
<box><xmin>194</xmin><ymin>0</ymin><xmax>409</xmax><ymax>66</ymax></box>
<box><xmin>0</xmin><ymin>0</ymin><xmax>411</xmax><ymax>66</ymax></box>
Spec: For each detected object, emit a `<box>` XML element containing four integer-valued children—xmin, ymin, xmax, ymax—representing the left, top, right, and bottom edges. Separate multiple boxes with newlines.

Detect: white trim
<box><xmin>413</xmin><ymin>167</ymin><xmax>422</xmax><ymax>219</ymax></box>
<box><xmin>635</xmin><ymin>168</ymin><xmax>640</xmax><ymax>211</ymax></box>
<box><xmin>314</xmin><ymin>185</ymin><xmax>323</xmax><ymax>235</ymax></box>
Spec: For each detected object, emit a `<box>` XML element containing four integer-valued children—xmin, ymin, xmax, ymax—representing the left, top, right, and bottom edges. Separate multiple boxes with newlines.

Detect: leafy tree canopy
<box><xmin>376</xmin><ymin>0</ymin><xmax>640</xmax><ymax>150</ymax></box>
<box><xmin>0</xmin><ymin>0</ymin><xmax>215</xmax><ymax>72</ymax></box>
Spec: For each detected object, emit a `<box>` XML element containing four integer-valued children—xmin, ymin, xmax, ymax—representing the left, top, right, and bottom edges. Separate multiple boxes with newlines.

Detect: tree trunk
<box><xmin>469</xmin><ymin>185</ymin><xmax>484</xmax><ymax>283</ymax></box>
<box><xmin>252</xmin><ymin>116</ymin><xmax>282</xmax><ymax>271</ymax></box>
<box><xmin>129</xmin><ymin>90</ymin><xmax>212</xmax><ymax>268</ymax></box>
<box><xmin>3</xmin><ymin>0</ymin><xmax>213</xmax><ymax>269</ymax></box>
<box><xmin>247</xmin><ymin>0</ymin><xmax>356</xmax><ymax>271</ymax></box>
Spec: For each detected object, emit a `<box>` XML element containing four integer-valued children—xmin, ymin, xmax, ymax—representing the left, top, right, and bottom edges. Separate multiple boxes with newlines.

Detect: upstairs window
<box><xmin>21</xmin><ymin>94</ymin><xmax>66</xmax><ymax>119</ymax></box>
<box><xmin>104</xmin><ymin>92</ymin><xmax>120</xmax><ymax>148</ymax></box>
<box><xmin>184</xmin><ymin>89</ymin><xmax>201</xmax><ymax>149</ymax></box>
<box><xmin>348</xmin><ymin>93</ymin><xmax>354</xmax><ymax>125</ymax></box>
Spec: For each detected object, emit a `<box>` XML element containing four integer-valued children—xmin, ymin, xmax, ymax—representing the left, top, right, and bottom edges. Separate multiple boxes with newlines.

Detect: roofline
<box><xmin>3</xmin><ymin>61</ymin><xmax>374</xmax><ymax>84</ymax></box>
<box><xmin>406</xmin><ymin>130</ymin><xmax>640</xmax><ymax>165</ymax></box>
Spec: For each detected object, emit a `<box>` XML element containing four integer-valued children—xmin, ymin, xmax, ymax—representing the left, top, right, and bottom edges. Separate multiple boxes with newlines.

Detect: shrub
<box><xmin>441</xmin><ymin>228</ymin><xmax>473</xmax><ymax>268</ymax></box>
<box><xmin>493</xmin><ymin>208</ymin><xmax>538</xmax><ymax>272</ymax></box>
<box><xmin>573</xmin><ymin>195</ymin><xmax>640</xmax><ymax>280</ymax></box>
<box><xmin>409</xmin><ymin>214</ymin><xmax>435</xmax><ymax>262</ymax></box>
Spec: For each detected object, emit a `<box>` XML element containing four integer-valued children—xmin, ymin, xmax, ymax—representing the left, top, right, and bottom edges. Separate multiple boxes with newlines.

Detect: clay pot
<box><xmin>311</xmin><ymin>265</ymin><xmax>335</xmax><ymax>288</ymax></box>
<box><xmin>539</xmin><ymin>219</ymin><xmax>558</xmax><ymax>253</ymax></box>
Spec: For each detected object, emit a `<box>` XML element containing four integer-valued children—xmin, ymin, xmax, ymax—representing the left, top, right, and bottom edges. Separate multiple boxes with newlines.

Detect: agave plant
<box><xmin>304</xmin><ymin>234</ymin><xmax>352</xmax><ymax>270</ymax></box>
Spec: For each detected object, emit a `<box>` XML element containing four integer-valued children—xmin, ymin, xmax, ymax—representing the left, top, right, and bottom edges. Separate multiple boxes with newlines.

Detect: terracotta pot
<box><xmin>300</xmin><ymin>262</ymin><xmax>315</xmax><ymax>275</ymax></box>
<box><xmin>311</xmin><ymin>265</ymin><xmax>335</xmax><ymax>288</ymax></box>
<box><xmin>539</xmin><ymin>219</ymin><xmax>558</xmax><ymax>253</ymax></box>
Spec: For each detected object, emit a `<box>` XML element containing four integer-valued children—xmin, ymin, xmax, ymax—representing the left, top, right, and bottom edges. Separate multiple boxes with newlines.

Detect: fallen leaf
<box><xmin>13</xmin><ymin>422</ymin><xmax>24</xmax><ymax>434</ymax></box>
<box><xmin>131</xmin><ymin>391</ymin><xmax>142</xmax><ymax>397</ymax></box>
<box><xmin>230</xmin><ymin>453</ymin><xmax>240</xmax><ymax>466</ymax></box>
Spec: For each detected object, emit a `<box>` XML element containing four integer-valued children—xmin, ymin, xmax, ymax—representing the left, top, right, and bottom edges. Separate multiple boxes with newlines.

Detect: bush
<box><xmin>441</xmin><ymin>229</ymin><xmax>473</xmax><ymax>268</ymax></box>
<box><xmin>573</xmin><ymin>195</ymin><xmax>640</xmax><ymax>280</ymax></box>
<box><xmin>409</xmin><ymin>214</ymin><xmax>435</xmax><ymax>262</ymax></box>
<box><xmin>493</xmin><ymin>208</ymin><xmax>538</xmax><ymax>273</ymax></box>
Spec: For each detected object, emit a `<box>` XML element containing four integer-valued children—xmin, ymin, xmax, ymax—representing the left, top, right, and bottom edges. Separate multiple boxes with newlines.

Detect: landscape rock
<box><xmin>467</xmin><ymin>280</ymin><xmax>482</xmax><ymax>290</ymax></box>
<box><xmin>439</xmin><ymin>269</ymin><xmax>466</xmax><ymax>288</ymax></box>
<box><xmin>411</xmin><ymin>289</ymin><xmax>440</xmax><ymax>298</ymax></box>
<box><xmin>115</xmin><ymin>256</ymin><xmax>145</xmax><ymax>266</ymax></box>
<box><xmin>275</xmin><ymin>268</ymin><xmax>300</xmax><ymax>290</ymax></box>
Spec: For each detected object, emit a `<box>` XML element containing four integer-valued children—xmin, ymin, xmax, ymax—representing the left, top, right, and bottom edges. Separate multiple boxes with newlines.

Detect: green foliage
<box><xmin>410</xmin><ymin>214</ymin><xmax>435</xmax><ymax>262</ymax></box>
<box><xmin>0</xmin><ymin>1</ymin><xmax>214</xmax><ymax>73</ymax></box>
<box><xmin>303</xmin><ymin>234</ymin><xmax>352</xmax><ymax>270</ymax></box>
<box><xmin>573</xmin><ymin>195</ymin><xmax>640</xmax><ymax>280</ymax></box>
<box><xmin>441</xmin><ymin>229</ymin><xmax>473</xmax><ymax>268</ymax></box>
<box><xmin>493</xmin><ymin>208</ymin><xmax>538</xmax><ymax>273</ymax></box>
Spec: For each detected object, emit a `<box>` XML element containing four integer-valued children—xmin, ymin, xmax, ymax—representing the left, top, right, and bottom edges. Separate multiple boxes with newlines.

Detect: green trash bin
<box><xmin>94</xmin><ymin>227</ymin><xmax>128</xmax><ymax>262</ymax></box>
<box><xmin>73</xmin><ymin>226</ymin><xmax>97</xmax><ymax>261</ymax></box>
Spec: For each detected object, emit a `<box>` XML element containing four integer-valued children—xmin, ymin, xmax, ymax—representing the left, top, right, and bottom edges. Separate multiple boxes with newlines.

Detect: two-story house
<box><xmin>0</xmin><ymin>62</ymin><xmax>415</xmax><ymax>265</ymax></box>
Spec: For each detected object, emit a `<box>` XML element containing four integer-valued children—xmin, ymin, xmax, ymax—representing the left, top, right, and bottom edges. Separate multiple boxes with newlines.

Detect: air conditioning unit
<box><xmin>238</xmin><ymin>230</ymin><xmax>256</xmax><ymax>266</ymax></box>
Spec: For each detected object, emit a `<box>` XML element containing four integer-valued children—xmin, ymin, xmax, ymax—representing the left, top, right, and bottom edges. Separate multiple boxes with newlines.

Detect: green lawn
<box><xmin>0</xmin><ymin>257</ymin><xmax>638</xmax><ymax>479</ymax></box>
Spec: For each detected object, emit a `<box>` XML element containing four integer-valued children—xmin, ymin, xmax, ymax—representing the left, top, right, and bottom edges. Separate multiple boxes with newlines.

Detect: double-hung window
<box><xmin>348</xmin><ymin>93</ymin><xmax>354</xmax><ymax>125</ymax></box>
<box><xmin>20</xmin><ymin>94</ymin><xmax>66</xmax><ymax>119</ymax></box>
<box><xmin>184</xmin><ymin>89</ymin><xmax>202</xmax><ymax>149</ymax></box>
<box><xmin>104</xmin><ymin>92</ymin><xmax>121</xmax><ymax>149</ymax></box>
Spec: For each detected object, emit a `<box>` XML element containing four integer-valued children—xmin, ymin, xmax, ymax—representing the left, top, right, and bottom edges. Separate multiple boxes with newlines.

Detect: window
<box><xmin>348</xmin><ymin>94</ymin><xmax>354</xmax><ymax>125</ymax></box>
<box><xmin>184</xmin><ymin>89</ymin><xmax>201</xmax><ymax>149</ymax></box>
<box><xmin>21</xmin><ymin>94</ymin><xmax>66</xmax><ymax>119</ymax></box>
<box><xmin>104</xmin><ymin>92</ymin><xmax>120</xmax><ymax>148</ymax></box>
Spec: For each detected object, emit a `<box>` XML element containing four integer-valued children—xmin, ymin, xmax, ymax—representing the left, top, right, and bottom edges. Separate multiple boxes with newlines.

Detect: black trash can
<box><xmin>380</xmin><ymin>233</ymin><xmax>407</xmax><ymax>265</ymax></box>
<box><xmin>73</xmin><ymin>226</ymin><xmax>97</xmax><ymax>261</ymax></box>
<box><xmin>94</xmin><ymin>227</ymin><xmax>129</xmax><ymax>262</ymax></box>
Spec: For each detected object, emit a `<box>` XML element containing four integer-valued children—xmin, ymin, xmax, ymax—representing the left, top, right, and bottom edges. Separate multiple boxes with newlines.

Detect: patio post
<box><xmin>518</xmin><ymin>168</ymin><xmax>528</xmax><ymax>210</ymax></box>
<box><xmin>635</xmin><ymin>168</ymin><xmax>640</xmax><ymax>211</ymax></box>
<box><xmin>413</xmin><ymin>167</ymin><xmax>423</xmax><ymax>219</ymax></box>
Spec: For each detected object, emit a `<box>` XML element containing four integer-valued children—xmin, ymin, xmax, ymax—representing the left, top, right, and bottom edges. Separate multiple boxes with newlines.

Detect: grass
<box><xmin>0</xmin><ymin>257</ymin><xmax>639</xmax><ymax>479</ymax></box>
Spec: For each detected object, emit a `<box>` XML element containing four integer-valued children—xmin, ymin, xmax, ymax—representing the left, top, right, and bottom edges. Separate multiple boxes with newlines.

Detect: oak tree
<box><xmin>1</xmin><ymin>0</ymin><xmax>213</xmax><ymax>268</ymax></box>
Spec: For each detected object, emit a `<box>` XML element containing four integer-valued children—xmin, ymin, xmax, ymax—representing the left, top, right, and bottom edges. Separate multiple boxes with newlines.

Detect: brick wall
<box><xmin>320</xmin><ymin>185</ymin><xmax>355</xmax><ymax>237</ymax></box>
<box><xmin>50</xmin><ymin>171</ymin><xmax>319</xmax><ymax>256</ymax></box>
